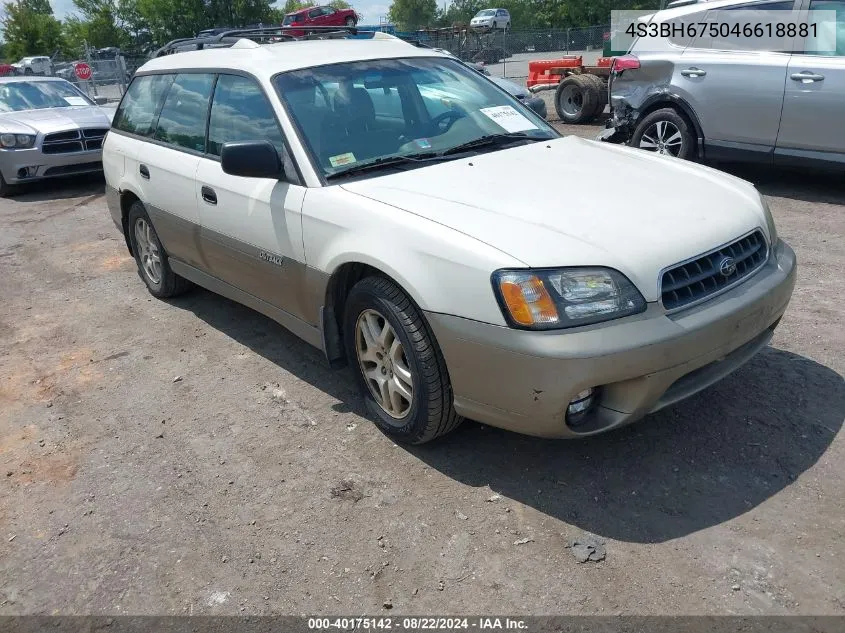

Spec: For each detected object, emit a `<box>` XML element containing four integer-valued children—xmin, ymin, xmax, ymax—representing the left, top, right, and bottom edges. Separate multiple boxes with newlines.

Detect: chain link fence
<box><xmin>411</xmin><ymin>25</ymin><xmax>610</xmax><ymax>81</ymax></box>
<box><xmin>50</xmin><ymin>46</ymin><xmax>147</xmax><ymax>103</ymax></box>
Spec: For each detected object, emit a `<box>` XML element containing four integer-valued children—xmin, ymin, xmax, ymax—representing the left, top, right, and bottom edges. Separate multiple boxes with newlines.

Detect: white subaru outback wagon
<box><xmin>103</xmin><ymin>33</ymin><xmax>797</xmax><ymax>444</ymax></box>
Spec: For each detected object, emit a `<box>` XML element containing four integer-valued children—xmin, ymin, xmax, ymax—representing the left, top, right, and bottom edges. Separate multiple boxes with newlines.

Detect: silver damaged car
<box><xmin>0</xmin><ymin>76</ymin><xmax>113</xmax><ymax>195</ymax></box>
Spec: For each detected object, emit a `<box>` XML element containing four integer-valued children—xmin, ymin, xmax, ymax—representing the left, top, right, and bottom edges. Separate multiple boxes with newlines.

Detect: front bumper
<box><xmin>0</xmin><ymin>147</ymin><xmax>103</xmax><ymax>184</ymax></box>
<box><xmin>426</xmin><ymin>240</ymin><xmax>797</xmax><ymax>438</ymax></box>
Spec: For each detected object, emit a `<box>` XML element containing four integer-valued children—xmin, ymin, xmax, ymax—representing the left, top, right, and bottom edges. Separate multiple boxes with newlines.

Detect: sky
<box><xmin>48</xmin><ymin>0</ymin><xmax>395</xmax><ymax>25</ymax></box>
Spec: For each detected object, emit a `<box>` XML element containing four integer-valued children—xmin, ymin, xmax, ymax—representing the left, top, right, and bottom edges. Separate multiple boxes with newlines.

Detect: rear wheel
<box><xmin>630</xmin><ymin>108</ymin><xmax>695</xmax><ymax>159</ymax></box>
<box><xmin>127</xmin><ymin>201</ymin><xmax>191</xmax><ymax>298</ymax></box>
<box><xmin>343</xmin><ymin>276</ymin><xmax>462</xmax><ymax>444</ymax></box>
<box><xmin>554</xmin><ymin>74</ymin><xmax>600</xmax><ymax>124</ymax></box>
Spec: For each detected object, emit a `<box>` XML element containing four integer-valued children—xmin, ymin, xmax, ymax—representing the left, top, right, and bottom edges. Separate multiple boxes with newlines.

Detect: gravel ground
<box><xmin>1</xmin><ymin>124</ymin><xmax>843</xmax><ymax>616</ymax></box>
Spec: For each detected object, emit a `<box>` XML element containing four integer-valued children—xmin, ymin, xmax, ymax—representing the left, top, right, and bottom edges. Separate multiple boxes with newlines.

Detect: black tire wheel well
<box><xmin>324</xmin><ymin>262</ymin><xmax>397</xmax><ymax>366</ymax></box>
<box><xmin>120</xmin><ymin>190</ymin><xmax>141</xmax><ymax>255</ymax></box>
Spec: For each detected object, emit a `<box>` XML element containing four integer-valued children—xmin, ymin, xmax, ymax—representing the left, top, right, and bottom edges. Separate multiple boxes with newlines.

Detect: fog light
<box><xmin>17</xmin><ymin>166</ymin><xmax>36</xmax><ymax>179</ymax></box>
<box><xmin>566</xmin><ymin>387</ymin><xmax>596</xmax><ymax>427</ymax></box>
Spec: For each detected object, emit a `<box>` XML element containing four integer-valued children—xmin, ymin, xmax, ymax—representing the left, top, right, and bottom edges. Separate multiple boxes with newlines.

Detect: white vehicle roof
<box><xmin>137</xmin><ymin>37</ymin><xmax>450</xmax><ymax>80</ymax></box>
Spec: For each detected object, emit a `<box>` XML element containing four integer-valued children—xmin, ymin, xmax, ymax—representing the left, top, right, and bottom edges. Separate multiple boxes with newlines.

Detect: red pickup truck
<box><xmin>282</xmin><ymin>5</ymin><xmax>359</xmax><ymax>37</ymax></box>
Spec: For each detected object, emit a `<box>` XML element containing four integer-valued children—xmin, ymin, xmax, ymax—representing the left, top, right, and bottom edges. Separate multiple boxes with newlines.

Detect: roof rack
<box><xmin>151</xmin><ymin>25</ymin><xmax>369</xmax><ymax>57</ymax></box>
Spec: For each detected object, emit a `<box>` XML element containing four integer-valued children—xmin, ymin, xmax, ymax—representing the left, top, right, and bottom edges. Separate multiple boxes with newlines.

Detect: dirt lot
<box><xmin>1</xmin><ymin>122</ymin><xmax>843</xmax><ymax>616</ymax></box>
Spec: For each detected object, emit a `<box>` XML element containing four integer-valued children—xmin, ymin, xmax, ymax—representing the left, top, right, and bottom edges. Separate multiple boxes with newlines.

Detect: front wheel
<box><xmin>630</xmin><ymin>108</ymin><xmax>695</xmax><ymax>159</ymax></box>
<box><xmin>343</xmin><ymin>276</ymin><xmax>462</xmax><ymax>444</ymax></box>
<box><xmin>345</xmin><ymin>17</ymin><xmax>356</xmax><ymax>26</ymax></box>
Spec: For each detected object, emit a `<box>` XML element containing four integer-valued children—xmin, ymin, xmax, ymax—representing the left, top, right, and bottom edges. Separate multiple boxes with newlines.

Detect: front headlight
<box><xmin>492</xmin><ymin>267</ymin><xmax>647</xmax><ymax>330</ymax></box>
<box><xmin>0</xmin><ymin>133</ymin><xmax>36</xmax><ymax>149</ymax></box>
<box><xmin>759</xmin><ymin>193</ymin><xmax>778</xmax><ymax>246</ymax></box>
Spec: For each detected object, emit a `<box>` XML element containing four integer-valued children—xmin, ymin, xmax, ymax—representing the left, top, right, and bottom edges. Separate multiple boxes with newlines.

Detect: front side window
<box><xmin>276</xmin><ymin>57</ymin><xmax>557</xmax><ymax>179</ymax></box>
<box><xmin>113</xmin><ymin>74</ymin><xmax>174</xmax><ymax>136</ymax></box>
<box><xmin>153</xmin><ymin>73</ymin><xmax>215</xmax><ymax>152</ymax></box>
<box><xmin>308</xmin><ymin>8</ymin><xmax>321</xmax><ymax>18</ymax></box>
<box><xmin>0</xmin><ymin>79</ymin><xmax>93</xmax><ymax>113</ymax></box>
<box><xmin>805</xmin><ymin>0</ymin><xmax>845</xmax><ymax>55</ymax></box>
<box><xmin>207</xmin><ymin>74</ymin><xmax>285</xmax><ymax>157</ymax></box>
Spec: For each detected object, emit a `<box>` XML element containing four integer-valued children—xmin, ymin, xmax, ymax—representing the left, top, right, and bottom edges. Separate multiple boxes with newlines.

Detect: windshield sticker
<box><xmin>480</xmin><ymin>105</ymin><xmax>538</xmax><ymax>133</ymax></box>
<box><xmin>329</xmin><ymin>152</ymin><xmax>356</xmax><ymax>168</ymax></box>
<box><xmin>413</xmin><ymin>138</ymin><xmax>431</xmax><ymax>149</ymax></box>
<box><xmin>63</xmin><ymin>96</ymin><xmax>89</xmax><ymax>106</ymax></box>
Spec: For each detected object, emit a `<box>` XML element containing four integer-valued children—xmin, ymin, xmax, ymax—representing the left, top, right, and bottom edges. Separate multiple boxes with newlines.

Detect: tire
<box><xmin>127</xmin><ymin>201</ymin><xmax>191</xmax><ymax>298</ymax></box>
<box><xmin>630</xmin><ymin>107</ymin><xmax>695</xmax><ymax>159</ymax></box>
<box><xmin>505</xmin><ymin>22</ymin><xmax>511</xmax><ymax>30</ymax></box>
<box><xmin>345</xmin><ymin>16</ymin><xmax>356</xmax><ymax>27</ymax></box>
<box><xmin>554</xmin><ymin>74</ymin><xmax>600</xmax><ymax>124</ymax></box>
<box><xmin>24</xmin><ymin>68</ymin><xmax>33</xmax><ymax>75</ymax></box>
<box><xmin>581</xmin><ymin>74</ymin><xmax>608</xmax><ymax>112</ymax></box>
<box><xmin>0</xmin><ymin>172</ymin><xmax>14</xmax><ymax>197</ymax></box>
<box><xmin>343</xmin><ymin>276</ymin><xmax>462</xmax><ymax>444</ymax></box>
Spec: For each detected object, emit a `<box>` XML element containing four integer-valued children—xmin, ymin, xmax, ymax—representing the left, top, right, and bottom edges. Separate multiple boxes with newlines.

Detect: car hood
<box><xmin>340</xmin><ymin>136</ymin><xmax>768</xmax><ymax>302</ymax></box>
<box><xmin>0</xmin><ymin>106</ymin><xmax>112</xmax><ymax>134</ymax></box>
<box><xmin>487</xmin><ymin>75</ymin><xmax>529</xmax><ymax>98</ymax></box>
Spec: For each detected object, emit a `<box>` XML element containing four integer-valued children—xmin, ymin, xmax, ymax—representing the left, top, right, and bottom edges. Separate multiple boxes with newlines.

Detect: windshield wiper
<box><xmin>440</xmin><ymin>132</ymin><xmax>548</xmax><ymax>156</ymax></box>
<box><xmin>327</xmin><ymin>152</ymin><xmax>447</xmax><ymax>180</ymax></box>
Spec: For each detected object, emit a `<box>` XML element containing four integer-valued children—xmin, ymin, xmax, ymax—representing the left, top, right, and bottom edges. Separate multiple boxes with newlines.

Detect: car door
<box><xmin>306</xmin><ymin>7</ymin><xmax>323</xmax><ymax>26</ymax></box>
<box><xmin>320</xmin><ymin>7</ymin><xmax>340</xmax><ymax>25</ymax></box>
<box><xmin>137</xmin><ymin>72</ymin><xmax>215</xmax><ymax>269</ymax></box>
<box><xmin>775</xmin><ymin>0</ymin><xmax>845</xmax><ymax>162</ymax></box>
<box><xmin>195</xmin><ymin>73</ymin><xmax>309</xmax><ymax>322</ymax></box>
<box><xmin>678</xmin><ymin>0</ymin><xmax>795</xmax><ymax>156</ymax></box>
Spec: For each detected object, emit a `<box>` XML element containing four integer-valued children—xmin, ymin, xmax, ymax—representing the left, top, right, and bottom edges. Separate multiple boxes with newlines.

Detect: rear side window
<box><xmin>153</xmin><ymin>73</ymin><xmax>215</xmax><ymax>152</ymax></box>
<box><xmin>207</xmin><ymin>74</ymin><xmax>285</xmax><ymax>157</ymax></box>
<box><xmin>112</xmin><ymin>74</ymin><xmax>174</xmax><ymax>136</ymax></box>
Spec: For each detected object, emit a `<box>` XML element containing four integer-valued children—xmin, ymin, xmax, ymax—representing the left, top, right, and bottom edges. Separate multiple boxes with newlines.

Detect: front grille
<box><xmin>661</xmin><ymin>230</ymin><xmax>768</xmax><ymax>311</ymax></box>
<box><xmin>42</xmin><ymin>141</ymin><xmax>84</xmax><ymax>154</ymax></box>
<box><xmin>44</xmin><ymin>130</ymin><xmax>80</xmax><ymax>143</ymax></box>
<box><xmin>82</xmin><ymin>128</ymin><xmax>108</xmax><ymax>138</ymax></box>
<box><xmin>42</xmin><ymin>128</ymin><xmax>106</xmax><ymax>154</ymax></box>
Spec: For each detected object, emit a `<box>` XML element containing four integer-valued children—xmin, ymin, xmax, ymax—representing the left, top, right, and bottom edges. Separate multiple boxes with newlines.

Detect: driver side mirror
<box><xmin>221</xmin><ymin>140</ymin><xmax>282</xmax><ymax>179</ymax></box>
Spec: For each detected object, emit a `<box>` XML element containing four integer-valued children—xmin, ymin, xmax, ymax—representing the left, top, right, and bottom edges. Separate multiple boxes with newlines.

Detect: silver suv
<box><xmin>600</xmin><ymin>0</ymin><xmax>845</xmax><ymax>168</ymax></box>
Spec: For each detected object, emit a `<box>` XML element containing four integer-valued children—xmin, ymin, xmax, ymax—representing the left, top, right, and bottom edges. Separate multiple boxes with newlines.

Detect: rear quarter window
<box><xmin>112</xmin><ymin>74</ymin><xmax>174</xmax><ymax>136</ymax></box>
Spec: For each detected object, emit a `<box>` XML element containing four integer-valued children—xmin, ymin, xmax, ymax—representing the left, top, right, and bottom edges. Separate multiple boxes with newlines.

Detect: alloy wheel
<box><xmin>134</xmin><ymin>217</ymin><xmax>162</xmax><ymax>284</ymax></box>
<box><xmin>638</xmin><ymin>120</ymin><xmax>683</xmax><ymax>156</ymax></box>
<box><xmin>355</xmin><ymin>309</ymin><xmax>414</xmax><ymax>421</ymax></box>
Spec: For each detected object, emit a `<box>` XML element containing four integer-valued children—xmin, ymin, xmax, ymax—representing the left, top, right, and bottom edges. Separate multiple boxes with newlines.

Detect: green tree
<box><xmin>1</xmin><ymin>0</ymin><xmax>64</xmax><ymax>59</ymax></box>
<box><xmin>281</xmin><ymin>0</ymin><xmax>308</xmax><ymax>14</ymax></box>
<box><xmin>328</xmin><ymin>0</ymin><xmax>351</xmax><ymax>8</ymax></box>
<box><xmin>388</xmin><ymin>0</ymin><xmax>436</xmax><ymax>30</ymax></box>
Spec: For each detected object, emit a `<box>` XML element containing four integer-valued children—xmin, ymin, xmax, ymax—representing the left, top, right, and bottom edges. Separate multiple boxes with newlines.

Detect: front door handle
<box><xmin>790</xmin><ymin>71</ymin><xmax>825</xmax><ymax>83</ymax></box>
<box><xmin>680</xmin><ymin>68</ymin><xmax>706</xmax><ymax>77</ymax></box>
<box><xmin>139</xmin><ymin>164</ymin><xmax>150</xmax><ymax>179</ymax></box>
<box><xmin>201</xmin><ymin>186</ymin><xmax>217</xmax><ymax>205</ymax></box>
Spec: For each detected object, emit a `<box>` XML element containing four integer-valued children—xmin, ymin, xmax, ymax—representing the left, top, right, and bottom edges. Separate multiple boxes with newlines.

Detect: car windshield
<box><xmin>0</xmin><ymin>80</ymin><xmax>93</xmax><ymax>113</ymax></box>
<box><xmin>476</xmin><ymin>9</ymin><xmax>496</xmax><ymax>16</ymax></box>
<box><xmin>275</xmin><ymin>57</ymin><xmax>557</xmax><ymax>178</ymax></box>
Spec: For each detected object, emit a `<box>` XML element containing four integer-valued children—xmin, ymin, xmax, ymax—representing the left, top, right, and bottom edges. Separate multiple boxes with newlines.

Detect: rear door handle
<box><xmin>680</xmin><ymin>68</ymin><xmax>706</xmax><ymax>77</ymax></box>
<box><xmin>139</xmin><ymin>164</ymin><xmax>150</xmax><ymax>179</ymax></box>
<box><xmin>201</xmin><ymin>186</ymin><xmax>217</xmax><ymax>205</ymax></box>
<box><xmin>790</xmin><ymin>71</ymin><xmax>825</xmax><ymax>82</ymax></box>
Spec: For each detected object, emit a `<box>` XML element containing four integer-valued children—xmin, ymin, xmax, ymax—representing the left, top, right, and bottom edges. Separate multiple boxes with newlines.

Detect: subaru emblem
<box><xmin>719</xmin><ymin>256</ymin><xmax>737</xmax><ymax>277</ymax></box>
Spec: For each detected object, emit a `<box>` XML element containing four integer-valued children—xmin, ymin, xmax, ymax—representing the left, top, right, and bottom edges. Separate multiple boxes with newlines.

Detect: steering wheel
<box><xmin>431</xmin><ymin>109</ymin><xmax>465</xmax><ymax>133</ymax></box>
